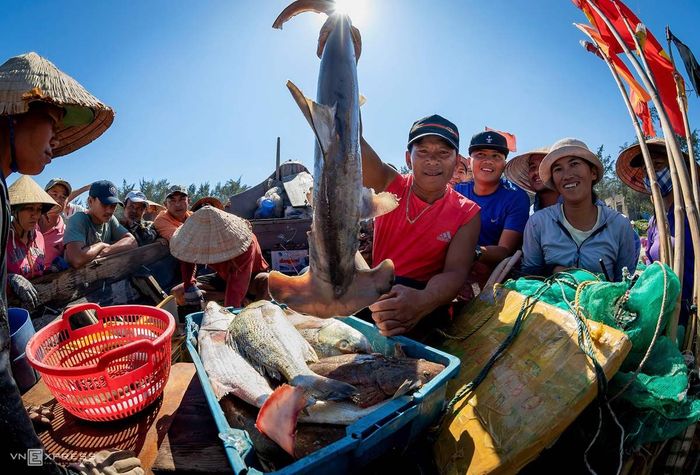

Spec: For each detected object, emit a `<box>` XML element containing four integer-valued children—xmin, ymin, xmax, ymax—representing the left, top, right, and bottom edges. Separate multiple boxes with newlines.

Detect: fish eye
<box><xmin>339</xmin><ymin>339</ymin><xmax>349</xmax><ymax>350</ymax></box>
<box><xmin>423</xmin><ymin>371</ymin><xmax>431</xmax><ymax>378</ymax></box>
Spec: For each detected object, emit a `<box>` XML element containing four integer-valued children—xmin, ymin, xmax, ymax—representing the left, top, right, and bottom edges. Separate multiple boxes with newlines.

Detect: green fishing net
<box><xmin>503</xmin><ymin>263</ymin><xmax>700</xmax><ymax>447</ymax></box>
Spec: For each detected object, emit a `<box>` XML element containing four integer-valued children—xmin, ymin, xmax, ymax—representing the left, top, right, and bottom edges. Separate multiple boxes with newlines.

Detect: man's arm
<box><xmin>479</xmin><ymin>191</ymin><xmax>529</xmax><ymax>267</ymax></box>
<box><xmin>479</xmin><ymin>229</ymin><xmax>523</xmax><ymax>267</ymax></box>
<box><xmin>65</xmin><ymin>241</ymin><xmax>109</xmax><ymax>268</ymax></box>
<box><xmin>361</xmin><ymin>137</ymin><xmax>398</xmax><ymax>193</ymax></box>
<box><xmin>369</xmin><ymin>213</ymin><xmax>481</xmax><ymax>336</ymax></box>
<box><xmin>100</xmin><ymin>234</ymin><xmax>137</xmax><ymax>256</ymax></box>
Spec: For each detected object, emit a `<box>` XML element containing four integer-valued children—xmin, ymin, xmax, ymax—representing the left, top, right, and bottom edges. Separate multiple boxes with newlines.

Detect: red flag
<box><xmin>632</xmin><ymin>91</ymin><xmax>656</xmax><ymax>136</ymax></box>
<box><xmin>485</xmin><ymin>127</ymin><xmax>517</xmax><ymax>152</ymax></box>
<box><xmin>576</xmin><ymin>23</ymin><xmax>656</xmax><ymax>136</ymax></box>
<box><xmin>573</xmin><ymin>0</ymin><xmax>685</xmax><ymax>135</ymax></box>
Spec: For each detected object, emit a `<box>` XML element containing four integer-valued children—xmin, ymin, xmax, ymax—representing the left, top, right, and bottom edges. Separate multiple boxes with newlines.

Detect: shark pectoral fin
<box><xmin>286</xmin><ymin>81</ymin><xmax>337</xmax><ymax>156</ymax></box>
<box><xmin>360</xmin><ymin>187</ymin><xmax>400</xmax><ymax>220</ymax></box>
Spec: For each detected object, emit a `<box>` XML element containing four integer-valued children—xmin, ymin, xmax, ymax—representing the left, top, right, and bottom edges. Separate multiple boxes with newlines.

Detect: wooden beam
<box><xmin>12</xmin><ymin>241</ymin><xmax>171</xmax><ymax>307</ymax></box>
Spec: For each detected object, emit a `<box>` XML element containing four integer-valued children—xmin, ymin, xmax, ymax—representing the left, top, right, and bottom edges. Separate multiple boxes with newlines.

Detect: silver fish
<box><xmin>226</xmin><ymin>300</ymin><xmax>357</xmax><ymax>400</ymax></box>
<box><xmin>284</xmin><ymin>308</ymin><xmax>373</xmax><ymax>357</ymax></box>
<box><xmin>198</xmin><ymin>301</ymin><xmax>272</xmax><ymax>406</ymax></box>
<box><xmin>199</xmin><ymin>302</ymin><xmax>387</xmax><ymax>426</ymax></box>
<box><xmin>269</xmin><ymin>0</ymin><xmax>399</xmax><ymax>318</ymax></box>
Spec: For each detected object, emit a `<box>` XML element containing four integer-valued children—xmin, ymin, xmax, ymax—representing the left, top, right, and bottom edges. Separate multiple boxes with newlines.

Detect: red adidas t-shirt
<box><xmin>373</xmin><ymin>174</ymin><xmax>480</xmax><ymax>283</ymax></box>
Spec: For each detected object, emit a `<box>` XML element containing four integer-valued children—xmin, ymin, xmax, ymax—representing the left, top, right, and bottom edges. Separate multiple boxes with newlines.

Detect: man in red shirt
<box><xmin>361</xmin><ymin>114</ymin><xmax>481</xmax><ymax>338</ymax></box>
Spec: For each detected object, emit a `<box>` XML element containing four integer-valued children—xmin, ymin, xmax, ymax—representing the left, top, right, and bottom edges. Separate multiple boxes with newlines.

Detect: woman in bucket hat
<box><xmin>170</xmin><ymin>206</ymin><xmax>270</xmax><ymax>307</ymax></box>
<box><xmin>521</xmin><ymin>138</ymin><xmax>638</xmax><ymax>282</ymax></box>
<box><xmin>617</xmin><ymin>139</ymin><xmax>695</xmax><ymax>327</ymax></box>
<box><xmin>504</xmin><ymin>146</ymin><xmax>559</xmax><ymax>212</ymax></box>
<box><xmin>6</xmin><ymin>175</ymin><xmax>57</xmax><ymax>310</ymax></box>
<box><xmin>0</xmin><ymin>53</ymin><xmax>143</xmax><ymax>474</ymax></box>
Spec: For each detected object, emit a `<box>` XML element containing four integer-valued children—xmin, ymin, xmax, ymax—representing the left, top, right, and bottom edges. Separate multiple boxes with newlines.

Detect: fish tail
<box><xmin>290</xmin><ymin>374</ymin><xmax>358</xmax><ymax>401</ymax></box>
<box><xmin>272</xmin><ymin>0</ymin><xmax>334</xmax><ymax>29</ymax></box>
<box><xmin>268</xmin><ymin>259</ymin><xmax>395</xmax><ymax>318</ymax></box>
<box><xmin>255</xmin><ymin>384</ymin><xmax>311</xmax><ymax>457</ymax></box>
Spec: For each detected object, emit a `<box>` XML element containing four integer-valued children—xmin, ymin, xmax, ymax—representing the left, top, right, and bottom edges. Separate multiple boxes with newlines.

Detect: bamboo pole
<box><xmin>614</xmin><ymin>12</ymin><xmax>684</xmax><ymax>282</ymax></box>
<box><xmin>586</xmin><ymin>0</ymin><xmax>700</xmax><ymax>342</ymax></box>
<box><xmin>666</xmin><ymin>26</ymin><xmax>700</xmax><ymax>352</ymax></box>
<box><xmin>666</xmin><ymin>26</ymin><xmax>700</xmax><ymax>211</ymax></box>
<box><xmin>576</xmin><ymin>31</ymin><xmax>672</xmax><ymax>265</ymax></box>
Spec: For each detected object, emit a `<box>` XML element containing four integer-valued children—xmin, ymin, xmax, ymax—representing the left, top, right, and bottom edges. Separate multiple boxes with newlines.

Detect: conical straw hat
<box><xmin>9</xmin><ymin>175</ymin><xmax>58</xmax><ymax>213</ymax></box>
<box><xmin>146</xmin><ymin>200</ymin><xmax>165</xmax><ymax>212</ymax></box>
<box><xmin>170</xmin><ymin>206</ymin><xmax>253</xmax><ymax>264</ymax></box>
<box><xmin>615</xmin><ymin>138</ymin><xmax>690</xmax><ymax>195</ymax></box>
<box><xmin>0</xmin><ymin>52</ymin><xmax>114</xmax><ymax>157</ymax></box>
<box><xmin>504</xmin><ymin>147</ymin><xmax>549</xmax><ymax>194</ymax></box>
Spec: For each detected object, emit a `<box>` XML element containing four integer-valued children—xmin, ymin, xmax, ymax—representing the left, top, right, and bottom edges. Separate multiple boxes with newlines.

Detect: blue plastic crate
<box><xmin>186</xmin><ymin>308</ymin><xmax>460</xmax><ymax>474</ymax></box>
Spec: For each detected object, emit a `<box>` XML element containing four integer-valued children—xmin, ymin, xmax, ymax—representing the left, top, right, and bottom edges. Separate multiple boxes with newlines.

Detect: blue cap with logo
<box><xmin>89</xmin><ymin>180</ymin><xmax>123</xmax><ymax>206</ymax></box>
<box><xmin>469</xmin><ymin>131</ymin><xmax>509</xmax><ymax>157</ymax></box>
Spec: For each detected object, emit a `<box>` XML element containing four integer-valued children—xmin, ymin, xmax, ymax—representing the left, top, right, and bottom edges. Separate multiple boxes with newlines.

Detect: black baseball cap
<box><xmin>89</xmin><ymin>180</ymin><xmax>123</xmax><ymax>206</ymax></box>
<box><xmin>469</xmin><ymin>131</ymin><xmax>509</xmax><ymax>157</ymax></box>
<box><xmin>407</xmin><ymin>114</ymin><xmax>459</xmax><ymax>151</ymax></box>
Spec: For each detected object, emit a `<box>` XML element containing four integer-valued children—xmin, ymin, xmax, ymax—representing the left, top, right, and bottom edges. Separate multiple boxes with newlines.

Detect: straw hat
<box><xmin>9</xmin><ymin>175</ymin><xmax>58</xmax><ymax>213</ymax></box>
<box><xmin>504</xmin><ymin>147</ymin><xmax>549</xmax><ymax>194</ymax></box>
<box><xmin>170</xmin><ymin>206</ymin><xmax>253</xmax><ymax>264</ymax></box>
<box><xmin>0</xmin><ymin>52</ymin><xmax>114</xmax><ymax>157</ymax></box>
<box><xmin>191</xmin><ymin>196</ymin><xmax>224</xmax><ymax>212</ymax></box>
<box><xmin>616</xmin><ymin>138</ymin><xmax>690</xmax><ymax>194</ymax></box>
<box><xmin>146</xmin><ymin>200</ymin><xmax>165</xmax><ymax>212</ymax></box>
<box><xmin>539</xmin><ymin>138</ymin><xmax>604</xmax><ymax>189</ymax></box>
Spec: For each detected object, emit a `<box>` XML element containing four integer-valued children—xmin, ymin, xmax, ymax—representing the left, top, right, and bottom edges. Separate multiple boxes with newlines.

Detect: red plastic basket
<box><xmin>26</xmin><ymin>303</ymin><xmax>176</xmax><ymax>422</ymax></box>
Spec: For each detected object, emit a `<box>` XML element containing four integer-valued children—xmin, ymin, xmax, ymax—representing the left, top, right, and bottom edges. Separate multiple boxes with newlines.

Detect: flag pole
<box><xmin>576</xmin><ymin>29</ymin><xmax>672</xmax><ymax>265</ymax></box>
<box><xmin>585</xmin><ymin>0</ymin><xmax>700</xmax><ymax>342</ymax></box>
<box><xmin>610</xmin><ymin>4</ymin><xmax>685</xmax><ymax>283</ymax></box>
<box><xmin>666</xmin><ymin>26</ymin><xmax>700</xmax><ymax>350</ymax></box>
<box><xmin>666</xmin><ymin>26</ymin><xmax>700</xmax><ymax>214</ymax></box>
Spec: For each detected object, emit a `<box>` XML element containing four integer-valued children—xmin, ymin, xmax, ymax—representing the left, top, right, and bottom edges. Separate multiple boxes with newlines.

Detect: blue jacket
<box><xmin>521</xmin><ymin>204</ymin><xmax>639</xmax><ymax>282</ymax></box>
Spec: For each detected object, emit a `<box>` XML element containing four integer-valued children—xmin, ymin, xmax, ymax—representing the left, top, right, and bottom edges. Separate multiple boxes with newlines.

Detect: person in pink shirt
<box><xmin>5</xmin><ymin>176</ymin><xmax>57</xmax><ymax>310</ymax></box>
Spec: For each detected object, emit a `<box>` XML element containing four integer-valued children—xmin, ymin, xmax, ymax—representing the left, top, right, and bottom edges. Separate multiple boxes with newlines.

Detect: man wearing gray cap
<box><xmin>64</xmin><ymin>180</ymin><xmax>137</xmax><ymax>268</ymax></box>
<box><xmin>120</xmin><ymin>190</ymin><xmax>158</xmax><ymax>246</ymax></box>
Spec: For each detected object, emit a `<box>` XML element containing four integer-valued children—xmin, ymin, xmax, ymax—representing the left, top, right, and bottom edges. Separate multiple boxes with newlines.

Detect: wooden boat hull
<box><xmin>433</xmin><ymin>289</ymin><xmax>631</xmax><ymax>475</ymax></box>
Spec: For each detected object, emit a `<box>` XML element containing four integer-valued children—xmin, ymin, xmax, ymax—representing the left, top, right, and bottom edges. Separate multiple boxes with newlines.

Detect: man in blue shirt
<box><xmin>455</xmin><ymin>131</ymin><xmax>529</xmax><ymax>293</ymax></box>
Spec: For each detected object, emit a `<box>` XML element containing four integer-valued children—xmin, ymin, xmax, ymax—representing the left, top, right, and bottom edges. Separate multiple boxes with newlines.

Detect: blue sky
<box><xmin>2</xmin><ymin>0</ymin><xmax>699</xmax><ymax>195</ymax></box>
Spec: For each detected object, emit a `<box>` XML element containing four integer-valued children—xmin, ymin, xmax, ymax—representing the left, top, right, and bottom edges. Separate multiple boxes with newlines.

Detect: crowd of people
<box><xmin>0</xmin><ymin>49</ymin><xmax>692</xmax><ymax>473</ymax></box>
<box><xmin>5</xmin><ymin>175</ymin><xmax>271</xmax><ymax>312</ymax></box>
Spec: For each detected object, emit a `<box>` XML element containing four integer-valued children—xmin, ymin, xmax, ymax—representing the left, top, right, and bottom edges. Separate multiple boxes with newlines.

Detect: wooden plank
<box><xmin>152</xmin><ymin>370</ymin><xmax>229</xmax><ymax>473</ymax></box>
<box><xmin>12</xmin><ymin>241</ymin><xmax>171</xmax><ymax>307</ymax></box>
<box><xmin>22</xmin><ymin>363</ymin><xmax>197</xmax><ymax>471</ymax></box>
<box><xmin>282</xmin><ymin>171</ymin><xmax>313</xmax><ymax>207</ymax></box>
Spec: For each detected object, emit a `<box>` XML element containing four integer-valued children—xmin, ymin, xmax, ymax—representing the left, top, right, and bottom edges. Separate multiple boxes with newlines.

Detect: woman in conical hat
<box><xmin>6</xmin><ymin>176</ymin><xmax>57</xmax><ymax>303</ymax></box>
<box><xmin>0</xmin><ymin>53</ymin><xmax>142</xmax><ymax>473</ymax></box>
<box><xmin>170</xmin><ymin>205</ymin><xmax>270</xmax><ymax>308</ymax></box>
<box><xmin>617</xmin><ymin>138</ymin><xmax>694</xmax><ymax>327</ymax></box>
<box><xmin>504</xmin><ymin>146</ymin><xmax>559</xmax><ymax>212</ymax></box>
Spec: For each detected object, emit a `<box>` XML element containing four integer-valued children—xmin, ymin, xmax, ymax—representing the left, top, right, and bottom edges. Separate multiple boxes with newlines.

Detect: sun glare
<box><xmin>333</xmin><ymin>0</ymin><xmax>371</xmax><ymax>28</ymax></box>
